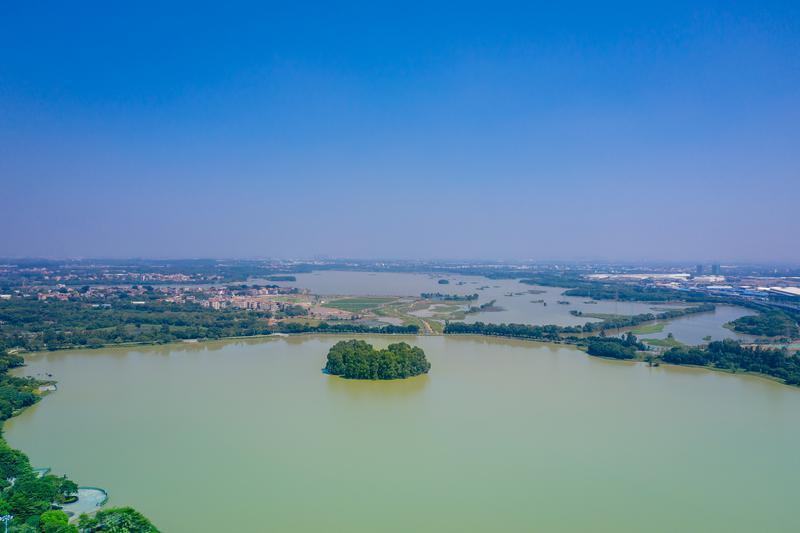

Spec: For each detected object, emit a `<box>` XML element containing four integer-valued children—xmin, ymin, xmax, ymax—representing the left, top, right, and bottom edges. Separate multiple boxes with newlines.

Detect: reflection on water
<box><xmin>325</xmin><ymin>373</ymin><xmax>430</xmax><ymax>399</ymax></box>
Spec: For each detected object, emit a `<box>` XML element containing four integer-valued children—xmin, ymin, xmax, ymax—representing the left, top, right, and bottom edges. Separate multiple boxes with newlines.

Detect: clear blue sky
<box><xmin>1</xmin><ymin>1</ymin><xmax>798</xmax><ymax>262</ymax></box>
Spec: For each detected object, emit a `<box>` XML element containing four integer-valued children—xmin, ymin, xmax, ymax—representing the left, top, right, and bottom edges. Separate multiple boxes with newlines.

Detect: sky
<box><xmin>1</xmin><ymin>1</ymin><xmax>799</xmax><ymax>262</ymax></box>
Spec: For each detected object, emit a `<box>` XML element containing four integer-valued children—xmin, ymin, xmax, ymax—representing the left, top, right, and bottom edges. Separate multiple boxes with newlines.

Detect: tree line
<box><xmin>275</xmin><ymin>322</ymin><xmax>419</xmax><ymax>335</ymax></box>
<box><xmin>661</xmin><ymin>339</ymin><xmax>800</xmax><ymax>385</ymax></box>
<box><xmin>445</xmin><ymin>304</ymin><xmax>716</xmax><ymax>340</ymax></box>
<box><xmin>0</xmin><ymin>299</ymin><xmax>418</xmax><ymax>353</ymax></box>
<box><xmin>586</xmin><ymin>333</ymin><xmax>645</xmax><ymax>360</ymax></box>
<box><xmin>727</xmin><ymin>310</ymin><xmax>799</xmax><ymax>338</ymax></box>
<box><xmin>444</xmin><ymin>321</ymin><xmax>566</xmax><ymax>341</ymax></box>
<box><xmin>577</xmin><ymin>304</ymin><xmax>716</xmax><ymax>332</ymax></box>
<box><xmin>446</xmin><ymin>321</ymin><xmax>800</xmax><ymax>386</ymax></box>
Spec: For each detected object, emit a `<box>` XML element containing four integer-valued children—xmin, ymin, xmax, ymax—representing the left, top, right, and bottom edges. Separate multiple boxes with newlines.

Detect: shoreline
<box><xmin>16</xmin><ymin>329</ymin><xmax>799</xmax><ymax>390</ymax></box>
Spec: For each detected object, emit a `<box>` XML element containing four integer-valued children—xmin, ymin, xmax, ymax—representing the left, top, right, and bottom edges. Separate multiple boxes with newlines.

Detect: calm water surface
<box><xmin>6</xmin><ymin>336</ymin><xmax>800</xmax><ymax>532</ymax></box>
<box><xmin>640</xmin><ymin>304</ymin><xmax>756</xmax><ymax>344</ymax></box>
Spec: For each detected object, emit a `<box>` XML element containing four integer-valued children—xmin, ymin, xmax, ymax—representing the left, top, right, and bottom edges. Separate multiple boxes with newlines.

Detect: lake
<box><xmin>265</xmin><ymin>271</ymin><xmax>755</xmax><ymax>342</ymax></box>
<box><xmin>7</xmin><ymin>336</ymin><xmax>800</xmax><ymax>532</ymax></box>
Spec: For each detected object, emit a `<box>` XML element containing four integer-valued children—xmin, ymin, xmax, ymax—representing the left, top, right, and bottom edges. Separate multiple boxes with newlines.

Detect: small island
<box><xmin>324</xmin><ymin>340</ymin><xmax>431</xmax><ymax>380</ymax></box>
<box><xmin>465</xmin><ymin>299</ymin><xmax>504</xmax><ymax>314</ymax></box>
<box><xmin>420</xmin><ymin>292</ymin><xmax>479</xmax><ymax>302</ymax></box>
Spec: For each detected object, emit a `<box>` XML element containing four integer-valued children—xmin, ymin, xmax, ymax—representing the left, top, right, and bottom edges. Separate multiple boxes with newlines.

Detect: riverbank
<box><xmin>17</xmin><ymin>313</ymin><xmax>795</xmax><ymax>388</ymax></box>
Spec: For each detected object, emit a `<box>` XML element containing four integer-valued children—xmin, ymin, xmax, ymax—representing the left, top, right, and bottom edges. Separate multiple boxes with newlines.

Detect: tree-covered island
<box><xmin>324</xmin><ymin>340</ymin><xmax>431</xmax><ymax>379</ymax></box>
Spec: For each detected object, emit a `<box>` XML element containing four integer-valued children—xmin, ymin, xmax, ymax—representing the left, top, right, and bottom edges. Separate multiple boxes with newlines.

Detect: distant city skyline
<box><xmin>2</xmin><ymin>2</ymin><xmax>799</xmax><ymax>261</ymax></box>
<box><xmin>2</xmin><ymin>257</ymin><xmax>798</xmax><ymax>270</ymax></box>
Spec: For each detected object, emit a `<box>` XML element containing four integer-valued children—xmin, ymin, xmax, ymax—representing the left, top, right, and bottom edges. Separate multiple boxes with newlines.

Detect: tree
<box><xmin>39</xmin><ymin>510</ymin><xmax>76</xmax><ymax>533</ymax></box>
<box><xmin>0</xmin><ymin>442</ymin><xmax>31</xmax><ymax>479</ymax></box>
<box><xmin>587</xmin><ymin>340</ymin><xmax>636</xmax><ymax>360</ymax></box>
<box><xmin>57</xmin><ymin>477</ymin><xmax>78</xmax><ymax>502</ymax></box>
<box><xmin>78</xmin><ymin>507</ymin><xmax>159</xmax><ymax>532</ymax></box>
<box><xmin>8</xmin><ymin>491</ymin><xmax>49</xmax><ymax>521</ymax></box>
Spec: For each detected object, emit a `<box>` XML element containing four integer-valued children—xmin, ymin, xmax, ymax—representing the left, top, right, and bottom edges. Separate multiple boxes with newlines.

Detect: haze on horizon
<box><xmin>1</xmin><ymin>2</ymin><xmax>799</xmax><ymax>263</ymax></box>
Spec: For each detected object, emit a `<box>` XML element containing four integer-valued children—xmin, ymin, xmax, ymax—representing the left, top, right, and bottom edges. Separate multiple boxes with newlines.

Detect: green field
<box><xmin>577</xmin><ymin>312</ymin><xmax>627</xmax><ymax>320</ymax></box>
<box><xmin>643</xmin><ymin>336</ymin><xmax>686</xmax><ymax>348</ymax></box>
<box><xmin>630</xmin><ymin>323</ymin><xmax>665</xmax><ymax>334</ymax></box>
<box><xmin>322</xmin><ymin>297</ymin><xmax>398</xmax><ymax>312</ymax></box>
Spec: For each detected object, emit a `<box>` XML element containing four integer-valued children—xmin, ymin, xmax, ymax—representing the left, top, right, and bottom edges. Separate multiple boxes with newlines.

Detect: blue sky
<box><xmin>1</xmin><ymin>1</ymin><xmax>798</xmax><ymax>261</ymax></box>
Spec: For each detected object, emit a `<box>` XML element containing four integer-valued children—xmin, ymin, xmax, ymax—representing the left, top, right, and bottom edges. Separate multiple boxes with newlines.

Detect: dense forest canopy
<box><xmin>661</xmin><ymin>339</ymin><xmax>800</xmax><ymax>385</ymax></box>
<box><xmin>324</xmin><ymin>340</ymin><xmax>431</xmax><ymax>380</ymax></box>
<box><xmin>79</xmin><ymin>507</ymin><xmax>159</xmax><ymax>532</ymax></box>
<box><xmin>586</xmin><ymin>333</ymin><xmax>645</xmax><ymax>360</ymax></box>
<box><xmin>727</xmin><ymin>310</ymin><xmax>799</xmax><ymax>338</ymax></box>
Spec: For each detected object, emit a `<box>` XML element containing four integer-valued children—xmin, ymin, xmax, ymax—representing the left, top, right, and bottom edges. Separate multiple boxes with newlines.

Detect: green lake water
<box><xmin>6</xmin><ymin>335</ymin><xmax>800</xmax><ymax>532</ymax></box>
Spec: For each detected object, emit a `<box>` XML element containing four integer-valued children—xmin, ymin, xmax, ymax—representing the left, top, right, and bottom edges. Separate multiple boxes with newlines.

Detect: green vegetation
<box><xmin>629</xmin><ymin>323</ymin><xmax>666</xmax><ymax>334</ymax></box>
<box><xmin>444</xmin><ymin>321</ymin><xmax>568</xmax><ymax>341</ymax></box>
<box><xmin>420</xmin><ymin>293</ymin><xmax>478</xmax><ymax>302</ymax></box>
<box><xmin>570</xmin><ymin>311</ymin><xmax>622</xmax><ymax>320</ymax></box>
<box><xmin>727</xmin><ymin>311</ymin><xmax>799</xmax><ymax>338</ymax></box>
<box><xmin>517</xmin><ymin>273</ymin><xmax>586</xmax><ymax>289</ymax></box>
<box><xmin>586</xmin><ymin>333</ymin><xmax>644</xmax><ymax>360</ymax></box>
<box><xmin>0</xmin><ymin>346</ymin><xmax>156</xmax><ymax>530</ymax></box>
<box><xmin>444</xmin><ymin>322</ymin><xmax>650</xmax><ymax>359</ymax></box>
<box><xmin>0</xmin><ymin>299</ymin><xmax>278</xmax><ymax>351</ymax></box>
<box><xmin>40</xmin><ymin>510</ymin><xmax>75</xmax><ymax>532</ymax></box>
<box><xmin>447</xmin><ymin>316</ymin><xmax>800</xmax><ymax>387</ymax></box>
<box><xmin>661</xmin><ymin>339</ymin><xmax>800</xmax><ymax>385</ymax></box>
<box><xmin>324</xmin><ymin>340</ymin><xmax>431</xmax><ymax>379</ymax></box>
<box><xmin>0</xmin><ymin>441</ymin><xmax>80</xmax><ymax>530</ymax></box>
<box><xmin>276</xmin><ymin>322</ymin><xmax>419</xmax><ymax>335</ymax></box>
<box><xmin>562</xmin><ymin>286</ymin><xmax>684</xmax><ymax>302</ymax></box>
<box><xmin>372</xmin><ymin>303</ymin><xmax>431</xmax><ymax>330</ymax></box>
<box><xmin>578</xmin><ymin>304</ymin><xmax>716</xmax><ymax>333</ymax></box>
<box><xmin>642</xmin><ymin>333</ymin><xmax>686</xmax><ymax>349</ymax></box>
<box><xmin>449</xmin><ymin>305</ymin><xmax>717</xmax><ymax>341</ymax></box>
<box><xmin>280</xmin><ymin>304</ymin><xmax>309</xmax><ymax>317</ymax></box>
<box><xmin>0</xmin><ymin>299</ymin><xmax>420</xmax><ymax>353</ymax></box>
<box><xmin>321</xmin><ymin>297</ymin><xmax>397</xmax><ymax>312</ymax></box>
<box><xmin>78</xmin><ymin>507</ymin><xmax>159</xmax><ymax>532</ymax></box>
<box><xmin>265</xmin><ymin>275</ymin><xmax>297</xmax><ymax>282</ymax></box>
<box><xmin>518</xmin><ymin>275</ymin><xmax>713</xmax><ymax>303</ymax></box>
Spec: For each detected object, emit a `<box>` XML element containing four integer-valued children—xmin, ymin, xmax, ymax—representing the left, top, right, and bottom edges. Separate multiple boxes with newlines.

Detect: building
<box><xmin>768</xmin><ymin>287</ymin><xmax>800</xmax><ymax>299</ymax></box>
